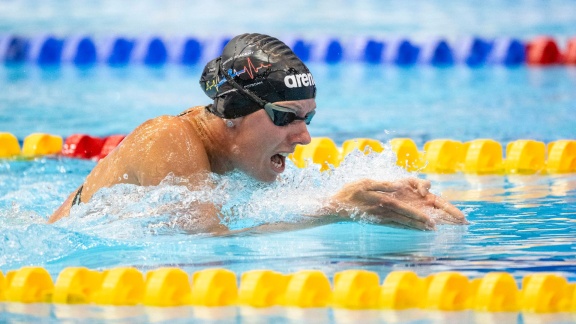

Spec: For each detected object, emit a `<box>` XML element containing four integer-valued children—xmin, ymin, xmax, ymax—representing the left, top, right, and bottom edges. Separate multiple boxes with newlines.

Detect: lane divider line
<box><xmin>1</xmin><ymin>133</ymin><xmax>575</xmax><ymax>174</ymax></box>
<box><xmin>1</xmin><ymin>35</ymin><xmax>575</xmax><ymax>66</ymax></box>
<box><xmin>1</xmin><ymin>267</ymin><xmax>575</xmax><ymax>312</ymax></box>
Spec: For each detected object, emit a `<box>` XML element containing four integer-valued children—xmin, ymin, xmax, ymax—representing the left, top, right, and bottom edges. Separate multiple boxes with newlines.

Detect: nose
<box><xmin>290</xmin><ymin>121</ymin><xmax>312</xmax><ymax>146</ymax></box>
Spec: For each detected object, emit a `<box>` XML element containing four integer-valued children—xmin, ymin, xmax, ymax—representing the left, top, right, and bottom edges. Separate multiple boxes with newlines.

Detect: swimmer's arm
<box><xmin>310</xmin><ymin>178</ymin><xmax>467</xmax><ymax>231</ymax></box>
<box><xmin>49</xmin><ymin>116</ymin><xmax>207</xmax><ymax>223</ymax></box>
<box><xmin>216</xmin><ymin>178</ymin><xmax>468</xmax><ymax>235</ymax></box>
<box><xmin>48</xmin><ymin>185</ymin><xmax>82</xmax><ymax>223</ymax></box>
<box><xmin>132</xmin><ymin>116</ymin><xmax>229</xmax><ymax>234</ymax></box>
<box><xmin>217</xmin><ymin>216</ymin><xmax>345</xmax><ymax>236</ymax></box>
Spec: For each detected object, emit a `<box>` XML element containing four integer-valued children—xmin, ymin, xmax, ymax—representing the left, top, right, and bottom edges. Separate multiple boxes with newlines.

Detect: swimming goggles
<box><xmin>263</xmin><ymin>102</ymin><xmax>315</xmax><ymax>126</ymax></box>
<box><xmin>219</xmin><ymin>60</ymin><xmax>315</xmax><ymax>127</ymax></box>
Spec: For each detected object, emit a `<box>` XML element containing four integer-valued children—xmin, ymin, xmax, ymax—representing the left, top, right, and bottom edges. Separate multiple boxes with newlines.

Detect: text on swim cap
<box><xmin>284</xmin><ymin>73</ymin><xmax>315</xmax><ymax>88</ymax></box>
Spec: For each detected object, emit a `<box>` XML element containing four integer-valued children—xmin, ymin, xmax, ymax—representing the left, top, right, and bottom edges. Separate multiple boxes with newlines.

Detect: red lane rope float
<box><xmin>62</xmin><ymin>134</ymin><xmax>126</xmax><ymax>160</ymax></box>
<box><xmin>526</xmin><ymin>36</ymin><xmax>563</xmax><ymax>65</ymax></box>
<box><xmin>566</xmin><ymin>37</ymin><xmax>576</xmax><ymax>65</ymax></box>
<box><xmin>98</xmin><ymin>135</ymin><xmax>126</xmax><ymax>160</ymax></box>
<box><xmin>62</xmin><ymin>134</ymin><xmax>106</xmax><ymax>160</ymax></box>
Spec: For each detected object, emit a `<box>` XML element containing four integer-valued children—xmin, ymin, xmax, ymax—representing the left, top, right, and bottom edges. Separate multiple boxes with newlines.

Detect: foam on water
<box><xmin>1</xmin><ymin>144</ymin><xmax>575</xmax><ymax>278</ymax></box>
<box><xmin>50</xmin><ymin>145</ymin><xmax>424</xmax><ymax>238</ymax></box>
<box><xmin>0</xmin><ymin>146</ymin><xmax>439</xmax><ymax>272</ymax></box>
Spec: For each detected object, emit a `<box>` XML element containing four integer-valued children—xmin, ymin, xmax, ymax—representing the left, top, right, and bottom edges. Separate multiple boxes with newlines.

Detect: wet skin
<box><xmin>49</xmin><ymin>99</ymin><xmax>467</xmax><ymax>233</ymax></box>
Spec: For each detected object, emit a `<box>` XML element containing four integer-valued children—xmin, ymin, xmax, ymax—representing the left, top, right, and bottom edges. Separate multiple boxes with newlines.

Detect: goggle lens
<box><xmin>264</xmin><ymin>103</ymin><xmax>315</xmax><ymax>127</ymax></box>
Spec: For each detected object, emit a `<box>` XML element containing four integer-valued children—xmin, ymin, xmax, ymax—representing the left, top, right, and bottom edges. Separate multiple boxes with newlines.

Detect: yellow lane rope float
<box><xmin>1</xmin><ymin>267</ymin><xmax>575</xmax><ymax>312</ymax></box>
<box><xmin>1</xmin><ymin>133</ymin><xmax>575</xmax><ymax>174</ymax></box>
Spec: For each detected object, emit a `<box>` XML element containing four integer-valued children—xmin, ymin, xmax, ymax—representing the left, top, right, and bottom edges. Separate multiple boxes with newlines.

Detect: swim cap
<box><xmin>200</xmin><ymin>33</ymin><xmax>316</xmax><ymax>119</ymax></box>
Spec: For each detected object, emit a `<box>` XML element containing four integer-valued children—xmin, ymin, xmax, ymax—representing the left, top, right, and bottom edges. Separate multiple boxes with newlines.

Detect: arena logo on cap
<box><xmin>284</xmin><ymin>73</ymin><xmax>315</xmax><ymax>88</ymax></box>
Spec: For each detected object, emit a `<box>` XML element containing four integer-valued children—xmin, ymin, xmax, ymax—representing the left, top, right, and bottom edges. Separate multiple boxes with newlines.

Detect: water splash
<box><xmin>49</xmin><ymin>146</ymin><xmax>419</xmax><ymax>236</ymax></box>
<box><xmin>0</xmin><ymin>147</ymin><xmax>467</xmax><ymax>271</ymax></box>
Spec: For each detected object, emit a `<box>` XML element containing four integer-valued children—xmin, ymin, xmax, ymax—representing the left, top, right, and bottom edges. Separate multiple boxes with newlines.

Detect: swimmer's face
<box><xmin>231</xmin><ymin>98</ymin><xmax>315</xmax><ymax>182</ymax></box>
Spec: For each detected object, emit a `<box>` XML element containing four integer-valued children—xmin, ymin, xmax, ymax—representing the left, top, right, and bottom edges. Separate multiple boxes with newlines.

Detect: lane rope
<box><xmin>0</xmin><ymin>35</ymin><xmax>574</xmax><ymax>66</ymax></box>
<box><xmin>3</xmin><ymin>133</ymin><xmax>574</xmax><ymax>174</ymax></box>
<box><xmin>1</xmin><ymin>267</ymin><xmax>574</xmax><ymax>312</ymax></box>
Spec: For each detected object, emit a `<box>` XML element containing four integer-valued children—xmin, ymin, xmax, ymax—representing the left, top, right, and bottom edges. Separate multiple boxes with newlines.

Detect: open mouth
<box><xmin>271</xmin><ymin>153</ymin><xmax>287</xmax><ymax>172</ymax></box>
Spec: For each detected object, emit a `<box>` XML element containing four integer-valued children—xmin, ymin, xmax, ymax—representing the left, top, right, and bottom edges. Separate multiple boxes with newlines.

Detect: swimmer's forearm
<box><xmin>48</xmin><ymin>185</ymin><xmax>83</xmax><ymax>223</ymax></box>
<box><xmin>224</xmin><ymin>217</ymin><xmax>347</xmax><ymax>236</ymax></box>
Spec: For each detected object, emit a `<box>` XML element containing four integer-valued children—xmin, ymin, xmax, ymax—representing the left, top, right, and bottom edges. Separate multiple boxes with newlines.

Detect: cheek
<box><xmin>236</xmin><ymin>114</ymin><xmax>288</xmax><ymax>156</ymax></box>
<box><xmin>244</xmin><ymin>125</ymin><xmax>284</xmax><ymax>149</ymax></box>
<box><xmin>234</xmin><ymin>133</ymin><xmax>270</xmax><ymax>163</ymax></box>
<box><xmin>261</xmin><ymin>131</ymin><xmax>287</xmax><ymax>152</ymax></box>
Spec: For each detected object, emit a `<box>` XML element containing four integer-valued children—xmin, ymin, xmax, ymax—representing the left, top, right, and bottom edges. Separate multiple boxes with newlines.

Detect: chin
<box><xmin>259</xmin><ymin>174</ymin><xmax>279</xmax><ymax>183</ymax></box>
<box><xmin>241</xmin><ymin>164</ymin><xmax>280</xmax><ymax>183</ymax></box>
<box><xmin>250</xmin><ymin>170</ymin><xmax>279</xmax><ymax>183</ymax></box>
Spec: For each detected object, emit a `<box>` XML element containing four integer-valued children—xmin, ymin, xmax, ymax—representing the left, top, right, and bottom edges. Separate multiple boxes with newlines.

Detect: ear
<box><xmin>231</xmin><ymin>115</ymin><xmax>245</xmax><ymax>126</ymax></box>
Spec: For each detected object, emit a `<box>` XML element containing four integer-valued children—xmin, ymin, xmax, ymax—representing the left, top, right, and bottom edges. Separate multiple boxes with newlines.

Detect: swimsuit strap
<box><xmin>177</xmin><ymin>110</ymin><xmax>193</xmax><ymax>117</ymax></box>
<box><xmin>177</xmin><ymin>105</ymin><xmax>212</xmax><ymax>117</ymax></box>
<box><xmin>71</xmin><ymin>185</ymin><xmax>83</xmax><ymax>206</ymax></box>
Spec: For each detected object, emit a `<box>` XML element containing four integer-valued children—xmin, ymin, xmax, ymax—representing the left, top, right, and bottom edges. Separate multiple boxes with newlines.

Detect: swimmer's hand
<box><xmin>325</xmin><ymin>178</ymin><xmax>468</xmax><ymax>231</ymax></box>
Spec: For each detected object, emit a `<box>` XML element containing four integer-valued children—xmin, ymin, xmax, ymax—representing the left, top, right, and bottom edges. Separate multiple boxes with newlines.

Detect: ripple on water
<box><xmin>0</xmin><ymin>150</ymin><xmax>575</xmax><ymax>282</ymax></box>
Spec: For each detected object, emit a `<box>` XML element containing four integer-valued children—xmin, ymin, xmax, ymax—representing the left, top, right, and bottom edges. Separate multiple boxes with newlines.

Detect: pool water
<box><xmin>3</xmin><ymin>64</ymin><xmax>575</xmax><ymax>145</ymax></box>
<box><xmin>1</xmin><ymin>63</ymin><xmax>575</xmax><ymax>279</ymax></box>
<box><xmin>2</xmin><ymin>0</ymin><xmax>576</xmax><ymax>38</ymax></box>
<box><xmin>1</xmin><ymin>0</ymin><xmax>576</xmax><ymax>322</ymax></box>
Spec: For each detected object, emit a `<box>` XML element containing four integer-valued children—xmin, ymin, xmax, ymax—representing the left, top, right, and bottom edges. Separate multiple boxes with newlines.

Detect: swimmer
<box><xmin>49</xmin><ymin>33</ymin><xmax>467</xmax><ymax>233</ymax></box>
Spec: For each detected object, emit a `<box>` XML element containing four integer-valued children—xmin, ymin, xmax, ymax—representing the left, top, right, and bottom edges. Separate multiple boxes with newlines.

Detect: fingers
<box><xmin>351</xmin><ymin>178</ymin><xmax>467</xmax><ymax>229</ymax></box>
<box><xmin>393</xmin><ymin>211</ymin><xmax>436</xmax><ymax>230</ymax></box>
<box><xmin>417</xmin><ymin>179</ymin><xmax>431</xmax><ymax>197</ymax></box>
<box><xmin>363</xmin><ymin>179</ymin><xmax>396</xmax><ymax>192</ymax></box>
<box><xmin>369</xmin><ymin>193</ymin><xmax>436</xmax><ymax>230</ymax></box>
<box><xmin>375</xmin><ymin>215</ymin><xmax>433</xmax><ymax>231</ymax></box>
<box><xmin>406</xmin><ymin>178</ymin><xmax>467</xmax><ymax>225</ymax></box>
<box><xmin>366</xmin><ymin>178</ymin><xmax>428</xmax><ymax>195</ymax></box>
<box><xmin>432</xmin><ymin>195</ymin><xmax>469</xmax><ymax>224</ymax></box>
<box><xmin>434</xmin><ymin>196</ymin><xmax>464</xmax><ymax>218</ymax></box>
<box><xmin>368</xmin><ymin>208</ymin><xmax>434</xmax><ymax>231</ymax></box>
<box><xmin>405</xmin><ymin>178</ymin><xmax>431</xmax><ymax>196</ymax></box>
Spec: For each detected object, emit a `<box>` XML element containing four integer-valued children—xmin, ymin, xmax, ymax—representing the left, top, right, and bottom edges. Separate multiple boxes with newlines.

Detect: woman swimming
<box><xmin>49</xmin><ymin>33</ymin><xmax>467</xmax><ymax>233</ymax></box>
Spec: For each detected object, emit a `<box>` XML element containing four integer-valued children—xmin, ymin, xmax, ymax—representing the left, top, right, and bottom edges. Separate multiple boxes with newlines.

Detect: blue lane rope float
<box><xmin>1</xmin><ymin>266</ymin><xmax>576</xmax><ymax>312</ymax></box>
<box><xmin>418</xmin><ymin>38</ymin><xmax>454</xmax><ymax>66</ymax></box>
<box><xmin>37</xmin><ymin>36</ymin><xmax>64</xmax><ymax>65</ymax></box>
<box><xmin>108</xmin><ymin>37</ymin><xmax>135</xmax><ymax>65</ymax></box>
<box><xmin>1</xmin><ymin>35</ymin><xmax>574</xmax><ymax>66</ymax></box>
<box><xmin>1</xmin><ymin>133</ymin><xmax>575</xmax><ymax>174</ymax></box>
<box><xmin>454</xmin><ymin>37</ymin><xmax>493</xmax><ymax>66</ymax></box>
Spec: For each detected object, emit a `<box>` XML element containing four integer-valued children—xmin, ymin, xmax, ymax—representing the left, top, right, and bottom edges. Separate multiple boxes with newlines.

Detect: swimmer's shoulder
<box><xmin>177</xmin><ymin>105</ymin><xmax>206</xmax><ymax>118</ymax></box>
<box><xmin>115</xmin><ymin>106</ymin><xmax>211</xmax><ymax>162</ymax></box>
<box><xmin>123</xmin><ymin>107</ymin><xmax>212</xmax><ymax>182</ymax></box>
<box><xmin>104</xmin><ymin>110</ymin><xmax>201</xmax><ymax>166</ymax></box>
<box><xmin>131</xmin><ymin>106</ymin><xmax>206</xmax><ymax>143</ymax></box>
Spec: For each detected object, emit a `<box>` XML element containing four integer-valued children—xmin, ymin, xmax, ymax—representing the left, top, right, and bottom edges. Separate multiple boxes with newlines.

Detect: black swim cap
<box><xmin>200</xmin><ymin>33</ymin><xmax>316</xmax><ymax>119</ymax></box>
